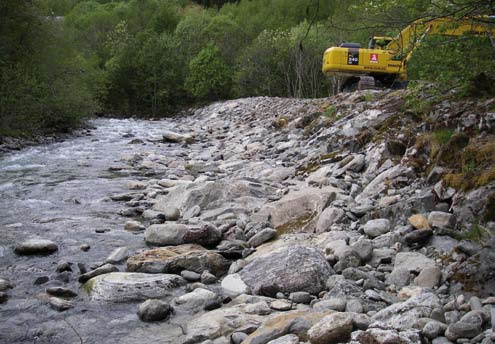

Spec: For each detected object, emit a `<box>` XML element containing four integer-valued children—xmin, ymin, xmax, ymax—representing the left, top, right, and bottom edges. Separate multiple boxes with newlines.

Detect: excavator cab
<box><xmin>368</xmin><ymin>36</ymin><xmax>394</xmax><ymax>50</ymax></box>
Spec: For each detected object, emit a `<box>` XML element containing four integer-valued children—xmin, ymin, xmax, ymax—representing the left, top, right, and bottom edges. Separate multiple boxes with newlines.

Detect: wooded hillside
<box><xmin>1</xmin><ymin>0</ymin><xmax>494</xmax><ymax>136</ymax></box>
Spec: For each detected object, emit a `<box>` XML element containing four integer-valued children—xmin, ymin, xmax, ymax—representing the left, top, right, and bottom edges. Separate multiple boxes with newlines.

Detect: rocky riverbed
<box><xmin>1</xmin><ymin>90</ymin><xmax>495</xmax><ymax>344</ymax></box>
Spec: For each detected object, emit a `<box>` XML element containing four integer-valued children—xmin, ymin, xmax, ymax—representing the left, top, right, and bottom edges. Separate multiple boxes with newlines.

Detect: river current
<box><xmin>0</xmin><ymin>119</ymin><xmax>188</xmax><ymax>344</ymax></box>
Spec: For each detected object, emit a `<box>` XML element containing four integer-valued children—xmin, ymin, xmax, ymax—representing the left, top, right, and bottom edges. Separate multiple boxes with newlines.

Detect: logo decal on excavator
<box><xmin>370</xmin><ymin>53</ymin><xmax>379</xmax><ymax>63</ymax></box>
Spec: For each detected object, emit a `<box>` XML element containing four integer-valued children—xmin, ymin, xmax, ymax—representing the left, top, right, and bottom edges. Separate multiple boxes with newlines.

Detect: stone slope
<box><xmin>51</xmin><ymin>90</ymin><xmax>495</xmax><ymax>343</ymax></box>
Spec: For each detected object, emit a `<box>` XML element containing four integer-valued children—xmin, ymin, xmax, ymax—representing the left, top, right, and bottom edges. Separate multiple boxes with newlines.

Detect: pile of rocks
<box><xmin>10</xmin><ymin>90</ymin><xmax>495</xmax><ymax>343</ymax></box>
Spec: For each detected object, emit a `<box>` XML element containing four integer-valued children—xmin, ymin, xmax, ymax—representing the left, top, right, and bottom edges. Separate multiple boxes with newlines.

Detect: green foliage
<box><xmin>185</xmin><ymin>44</ymin><xmax>232</xmax><ymax>101</ymax></box>
<box><xmin>408</xmin><ymin>36</ymin><xmax>495</xmax><ymax>88</ymax></box>
<box><xmin>432</xmin><ymin>128</ymin><xmax>454</xmax><ymax>145</ymax></box>
<box><xmin>3</xmin><ymin>0</ymin><xmax>495</xmax><ymax>138</ymax></box>
<box><xmin>323</xmin><ymin>106</ymin><xmax>337</xmax><ymax>119</ymax></box>
<box><xmin>0</xmin><ymin>1</ymin><xmax>100</xmax><ymax>136</ymax></box>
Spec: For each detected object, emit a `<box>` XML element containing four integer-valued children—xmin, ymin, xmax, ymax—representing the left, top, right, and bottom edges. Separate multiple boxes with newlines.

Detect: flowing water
<box><xmin>0</xmin><ymin>119</ymin><xmax>189</xmax><ymax>344</ymax></box>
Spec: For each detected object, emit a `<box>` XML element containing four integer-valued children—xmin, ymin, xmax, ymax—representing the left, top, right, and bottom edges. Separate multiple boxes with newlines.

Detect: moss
<box><xmin>296</xmin><ymin>151</ymin><xmax>342</xmax><ymax>175</ymax></box>
<box><xmin>276</xmin><ymin>212</ymin><xmax>316</xmax><ymax>235</ymax></box>
<box><xmin>435</xmin><ymin>133</ymin><xmax>469</xmax><ymax>169</ymax></box>
<box><xmin>303</xmin><ymin>118</ymin><xmax>319</xmax><ymax>137</ymax></box>
<box><xmin>296</xmin><ymin>162</ymin><xmax>321</xmax><ymax>175</ymax></box>
<box><xmin>442</xmin><ymin>137</ymin><xmax>495</xmax><ymax>191</ymax></box>
<box><xmin>444</xmin><ymin>173</ymin><xmax>469</xmax><ymax>190</ymax></box>
<box><xmin>82</xmin><ymin>279</ymin><xmax>96</xmax><ymax>294</ymax></box>
<box><xmin>432</xmin><ymin>128</ymin><xmax>454</xmax><ymax>145</ymax></box>
<box><xmin>322</xmin><ymin>105</ymin><xmax>337</xmax><ymax>119</ymax></box>
<box><xmin>452</xmin><ymin>224</ymin><xmax>490</xmax><ymax>243</ymax></box>
<box><xmin>476</xmin><ymin>167</ymin><xmax>495</xmax><ymax>187</ymax></box>
<box><xmin>363</xmin><ymin>93</ymin><xmax>374</xmax><ymax>102</ymax></box>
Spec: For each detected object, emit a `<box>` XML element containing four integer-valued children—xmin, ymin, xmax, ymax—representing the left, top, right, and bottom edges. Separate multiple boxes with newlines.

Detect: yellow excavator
<box><xmin>322</xmin><ymin>16</ymin><xmax>495</xmax><ymax>91</ymax></box>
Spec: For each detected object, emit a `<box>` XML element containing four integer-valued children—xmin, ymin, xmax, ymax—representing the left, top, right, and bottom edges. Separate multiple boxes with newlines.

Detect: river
<box><xmin>0</xmin><ymin>119</ymin><xmax>190</xmax><ymax>344</ymax></box>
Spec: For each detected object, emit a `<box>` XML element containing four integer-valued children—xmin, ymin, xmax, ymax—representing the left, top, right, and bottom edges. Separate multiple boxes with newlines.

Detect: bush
<box><xmin>185</xmin><ymin>43</ymin><xmax>232</xmax><ymax>101</ymax></box>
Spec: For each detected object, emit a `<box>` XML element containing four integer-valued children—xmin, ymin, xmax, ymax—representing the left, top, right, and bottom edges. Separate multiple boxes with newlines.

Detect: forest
<box><xmin>1</xmin><ymin>0</ymin><xmax>494</xmax><ymax>136</ymax></box>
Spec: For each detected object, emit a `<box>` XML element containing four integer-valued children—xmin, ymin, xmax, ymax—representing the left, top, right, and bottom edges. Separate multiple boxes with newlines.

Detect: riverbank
<box><xmin>1</xmin><ymin>90</ymin><xmax>494</xmax><ymax>344</ymax></box>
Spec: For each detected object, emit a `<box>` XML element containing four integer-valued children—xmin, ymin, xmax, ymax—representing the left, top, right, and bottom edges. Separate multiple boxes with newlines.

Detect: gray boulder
<box><xmin>266</xmin><ymin>334</ymin><xmax>299</xmax><ymax>344</ymax></box>
<box><xmin>351</xmin><ymin>328</ymin><xmax>421</xmax><ymax>344</ymax></box>
<box><xmin>221</xmin><ymin>273</ymin><xmax>251</xmax><ymax>296</ymax></box>
<box><xmin>316</xmin><ymin>207</ymin><xmax>345</xmax><ymax>233</ymax></box>
<box><xmin>83</xmin><ymin>272</ymin><xmax>186</xmax><ymax>302</ymax></box>
<box><xmin>308</xmin><ymin>312</ymin><xmax>353</xmax><ymax>344</ymax></box>
<box><xmin>371</xmin><ymin>292</ymin><xmax>441</xmax><ymax>330</ymax></box>
<box><xmin>445</xmin><ymin>310</ymin><xmax>485</xmax><ymax>341</ymax></box>
<box><xmin>145</xmin><ymin>223</ymin><xmax>221</xmax><ymax>247</ymax></box>
<box><xmin>394</xmin><ymin>252</ymin><xmax>436</xmax><ymax>273</ymax></box>
<box><xmin>239</xmin><ymin>246</ymin><xmax>334</xmax><ymax>296</ymax></box>
<box><xmin>256</xmin><ymin>187</ymin><xmax>341</xmax><ymax>233</ymax></box>
<box><xmin>162</xmin><ymin>130</ymin><xmax>194</xmax><ymax>144</ymax></box>
<box><xmin>363</xmin><ymin>219</ymin><xmax>391</xmax><ymax>238</ymax></box>
<box><xmin>138</xmin><ymin>299</ymin><xmax>172</xmax><ymax>322</ymax></box>
<box><xmin>413</xmin><ymin>266</ymin><xmax>442</xmax><ymax>288</ymax></box>
<box><xmin>15</xmin><ymin>239</ymin><xmax>58</xmax><ymax>255</ymax></box>
<box><xmin>79</xmin><ymin>263</ymin><xmax>119</xmax><ymax>283</ymax></box>
<box><xmin>174</xmin><ymin>288</ymin><xmax>218</xmax><ymax>310</ymax></box>
<box><xmin>428</xmin><ymin>211</ymin><xmax>456</xmax><ymax>228</ymax></box>
<box><xmin>248</xmin><ymin>228</ymin><xmax>277</xmax><ymax>247</ymax></box>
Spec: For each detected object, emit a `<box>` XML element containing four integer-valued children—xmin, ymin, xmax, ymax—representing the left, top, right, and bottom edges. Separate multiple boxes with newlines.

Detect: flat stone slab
<box><xmin>83</xmin><ymin>272</ymin><xmax>186</xmax><ymax>302</ymax></box>
<box><xmin>127</xmin><ymin>244</ymin><xmax>229</xmax><ymax>277</ymax></box>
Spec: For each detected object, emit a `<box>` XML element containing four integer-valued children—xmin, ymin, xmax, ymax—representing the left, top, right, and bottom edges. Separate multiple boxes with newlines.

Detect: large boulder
<box><xmin>351</xmin><ymin>328</ymin><xmax>421</xmax><ymax>344</ymax></box>
<box><xmin>355</xmin><ymin>165</ymin><xmax>413</xmax><ymax>203</ymax></box>
<box><xmin>83</xmin><ymin>272</ymin><xmax>186</xmax><ymax>302</ymax></box>
<box><xmin>239</xmin><ymin>246</ymin><xmax>334</xmax><ymax>296</ymax></box>
<box><xmin>127</xmin><ymin>244</ymin><xmax>229</xmax><ymax>277</ymax></box>
<box><xmin>308</xmin><ymin>312</ymin><xmax>354</xmax><ymax>344</ymax></box>
<box><xmin>371</xmin><ymin>292</ymin><xmax>441</xmax><ymax>330</ymax></box>
<box><xmin>154</xmin><ymin>180</ymin><xmax>274</xmax><ymax>215</ymax></box>
<box><xmin>174</xmin><ymin>288</ymin><xmax>218</xmax><ymax>310</ymax></box>
<box><xmin>243</xmin><ymin>310</ymin><xmax>332</xmax><ymax>344</ymax></box>
<box><xmin>183</xmin><ymin>303</ymin><xmax>265</xmax><ymax>344</ymax></box>
<box><xmin>145</xmin><ymin>223</ymin><xmax>221</xmax><ymax>247</ymax></box>
<box><xmin>256</xmin><ymin>187</ymin><xmax>342</xmax><ymax>234</ymax></box>
<box><xmin>14</xmin><ymin>239</ymin><xmax>58</xmax><ymax>255</ymax></box>
<box><xmin>162</xmin><ymin>130</ymin><xmax>194</xmax><ymax>144</ymax></box>
<box><xmin>315</xmin><ymin>207</ymin><xmax>345</xmax><ymax>233</ymax></box>
<box><xmin>393</xmin><ymin>252</ymin><xmax>437</xmax><ymax>274</ymax></box>
<box><xmin>362</xmin><ymin>219</ymin><xmax>391</xmax><ymax>238</ymax></box>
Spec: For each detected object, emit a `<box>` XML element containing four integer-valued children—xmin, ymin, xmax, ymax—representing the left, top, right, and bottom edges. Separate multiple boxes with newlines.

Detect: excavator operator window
<box><xmin>339</xmin><ymin>42</ymin><xmax>362</xmax><ymax>49</ymax></box>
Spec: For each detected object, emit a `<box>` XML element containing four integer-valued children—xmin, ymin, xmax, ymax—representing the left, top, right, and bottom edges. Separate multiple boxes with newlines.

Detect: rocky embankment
<box><xmin>4</xmin><ymin>89</ymin><xmax>495</xmax><ymax>344</ymax></box>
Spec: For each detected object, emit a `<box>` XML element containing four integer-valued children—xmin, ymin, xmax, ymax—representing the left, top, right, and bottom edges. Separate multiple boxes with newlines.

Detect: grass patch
<box><xmin>450</xmin><ymin>223</ymin><xmax>491</xmax><ymax>243</ymax></box>
<box><xmin>322</xmin><ymin>105</ymin><xmax>337</xmax><ymax>119</ymax></box>
<box><xmin>432</xmin><ymin>128</ymin><xmax>454</xmax><ymax>145</ymax></box>
<box><xmin>363</xmin><ymin>93</ymin><xmax>374</xmax><ymax>102</ymax></box>
<box><xmin>443</xmin><ymin>137</ymin><xmax>495</xmax><ymax>191</ymax></box>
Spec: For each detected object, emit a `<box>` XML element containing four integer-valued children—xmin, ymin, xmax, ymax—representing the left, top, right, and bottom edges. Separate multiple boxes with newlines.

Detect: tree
<box><xmin>185</xmin><ymin>43</ymin><xmax>232</xmax><ymax>101</ymax></box>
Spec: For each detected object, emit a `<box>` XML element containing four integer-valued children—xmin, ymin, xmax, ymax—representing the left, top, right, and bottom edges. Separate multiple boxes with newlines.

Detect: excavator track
<box><xmin>341</xmin><ymin>76</ymin><xmax>377</xmax><ymax>92</ymax></box>
<box><xmin>357</xmin><ymin>76</ymin><xmax>376</xmax><ymax>90</ymax></box>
